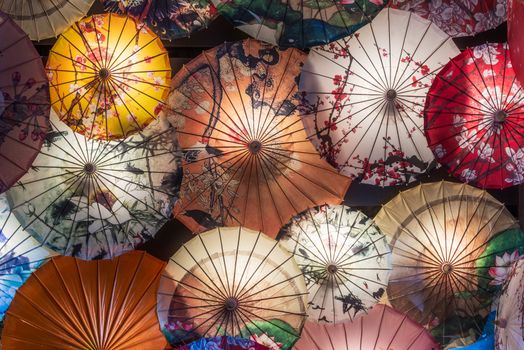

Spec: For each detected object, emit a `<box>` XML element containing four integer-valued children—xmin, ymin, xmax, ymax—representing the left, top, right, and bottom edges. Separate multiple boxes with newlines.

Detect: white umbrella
<box><xmin>299</xmin><ymin>8</ymin><xmax>460</xmax><ymax>186</ymax></box>
<box><xmin>279</xmin><ymin>204</ymin><xmax>391</xmax><ymax>324</ymax></box>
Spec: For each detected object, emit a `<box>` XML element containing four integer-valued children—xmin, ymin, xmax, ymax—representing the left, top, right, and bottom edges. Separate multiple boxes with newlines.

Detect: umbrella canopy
<box><xmin>0</xmin><ymin>194</ymin><xmax>56</xmax><ymax>321</ymax></box>
<box><xmin>390</xmin><ymin>0</ymin><xmax>506</xmax><ymax>38</ymax></box>
<box><xmin>425</xmin><ymin>43</ymin><xmax>524</xmax><ymax>189</ymax></box>
<box><xmin>46</xmin><ymin>12</ymin><xmax>171</xmax><ymax>141</ymax></box>
<box><xmin>1</xmin><ymin>251</ymin><xmax>167</xmax><ymax>349</ymax></box>
<box><xmin>509</xmin><ymin>0</ymin><xmax>524</xmax><ymax>86</ymax></box>
<box><xmin>208</xmin><ymin>0</ymin><xmax>387</xmax><ymax>49</ymax></box>
<box><xmin>103</xmin><ymin>0</ymin><xmax>217</xmax><ymax>41</ymax></box>
<box><xmin>375</xmin><ymin>181</ymin><xmax>521</xmax><ymax>346</ymax></box>
<box><xmin>5</xmin><ymin>111</ymin><xmax>181</xmax><ymax>260</ymax></box>
<box><xmin>0</xmin><ymin>11</ymin><xmax>50</xmax><ymax>194</ymax></box>
<box><xmin>157</xmin><ymin>226</ymin><xmax>308</xmax><ymax>349</ymax></box>
<box><xmin>176</xmin><ymin>336</ymin><xmax>270</xmax><ymax>350</ymax></box>
<box><xmin>495</xmin><ymin>259</ymin><xmax>524</xmax><ymax>350</ymax></box>
<box><xmin>299</xmin><ymin>8</ymin><xmax>460</xmax><ymax>187</ymax></box>
<box><xmin>293</xmin><ymin>304</ymin><xmax>441</xmax><ymax>349</ymax></box>
<box><xmin>165</xmin><ymin>39</ymin><xmax>350</xmax><ymax>238</ymax></box>
<box><xmin>0</xmin><ymin>0</ymin><xmax>94</xmax><ymax>41</ymax></box>
<box><xmin>279</xmin><ymin>204</ymin><xmax>391</xmax><ymax>324</ymax></box>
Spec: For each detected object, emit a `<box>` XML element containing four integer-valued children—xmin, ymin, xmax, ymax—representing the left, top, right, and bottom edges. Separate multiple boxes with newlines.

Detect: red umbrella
<box><xmin>424</xmin><ymin>43</ymin><xmax>524</xmax><ymax>189</ymax></box>
<box><xmin>293</xmin><ymin>304</ymin><xmax>440</xmax><ymax>350</ymax></box>
<box><xmin>509</xmin><ymin>0</ymin><xmax>524</xmax><ymax>86</ymax></box>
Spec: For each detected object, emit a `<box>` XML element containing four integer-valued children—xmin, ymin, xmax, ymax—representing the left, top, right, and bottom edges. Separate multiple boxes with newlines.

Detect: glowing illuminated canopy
<box><xmin>46</xmin><ymin>13</ymin><xmax>171</xmax><ymax>141</ymax></box>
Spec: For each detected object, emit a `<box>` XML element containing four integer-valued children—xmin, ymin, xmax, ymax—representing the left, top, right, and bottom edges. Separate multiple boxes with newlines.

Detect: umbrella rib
<box><xmin>196</xmin><ymin>232</ymin><xmax>231</xmax><ymax>299</ymax></box>
<box><xmin>237</xmin><ymin>305</ymin><xmax>304</xmax><ymax>338</ymax></box>
<box><xmin>469</xmin><ymin>48</ymin><xmax>499</xmax><ymax>111</ymax></box>
<box><xmin>176</xmin><ymin>64</ymin><xmax>251</xmax><ymax>145</ymax></box>
<box><xmin>352</xmin><ymin>33</ymin><xmax>387</xmax><ymax>91</ymax></box>
<box><xmin>333</xmin><ymin>221</ymin><xmax>383</xmax><ymax>266</ymax></box>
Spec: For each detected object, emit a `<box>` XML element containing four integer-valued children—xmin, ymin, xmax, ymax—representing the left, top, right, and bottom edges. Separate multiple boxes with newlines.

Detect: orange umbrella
<box><xmin>2</xmin><ymin>251</ymin><xmax>167</xmax><ymax>350</ymax></box>
<box><xmin>165</xmin><ymin>39</ymin><xmax>351</xmax><ymax>238</ymax></box>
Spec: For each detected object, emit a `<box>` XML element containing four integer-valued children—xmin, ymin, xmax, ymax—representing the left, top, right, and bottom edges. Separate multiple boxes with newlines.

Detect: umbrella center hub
<box><xmin>440</xmin><ymin>262</ymin><xmax>453</xmax><ymax>274</ymax></box>
<box><xmin>248</xmin><ymin>140</ymin><xmax>262</xmax><ymax>154</ymax></box>
<box><xmin>83</xmin><ymin>163</ymin><xmax>97</xmax><ymax>175</ymax></box>
<box><xmin>326</xmin><ymin>264</ymin><xmax>338</xmax><ymax>274</ymax></box>
<box><xmin>386</xmin><ymin>89</ymin><xmax>397</xmax><ymax>101</ymax></box>
<box><xmin>98</xmin><ymin>68</ymin><xmax>111</xmax><ymax>81</ymax></box>
<box><xmin>224</xmin><ymin>297</ymin><xmax>239</xmax><ymax>312</ymax></box>
<box><xmin>493</xmin><ymin>110</ymin><xmax>508</xmax><ymax>123</ymax></box>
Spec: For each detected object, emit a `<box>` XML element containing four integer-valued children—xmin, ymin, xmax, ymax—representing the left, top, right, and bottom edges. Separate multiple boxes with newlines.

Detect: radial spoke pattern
<box><xmin>157</xmin><ymin>226</ymin><xmax>308</xmax><ymax>350</ymax></box>
<box><xmin>1</xmin><ymin>251</ymin><xmax>168</xmax><ymax>350</ymax></box>
<box><xmin>0</xmin><ymin>193</ymin><xmax>56</xmax><ymax>321</ymax></box>
<box><xmin>279</xmin><ymin>204</ymin><xmax>390</xmax><ymax>324</ymax></box>
<box><xmin>46</xmin><ymin>12</ymin><xmax>171</xmax><ymax>141</ymax></box>
<box><xmin>390</xmin><ymin>0</ymin><xmax>507</xmax><ymax>38</ymax></box>
<box><xmin>294</xmin><ymin>305</ymin><xmax>440</xmax><ymax>349</ymax></box>
<box><xmin>209</xmin><ymin>0</ymin><xmax>386</xmax><ymax>49</ymax></box>
<box><xmin>0</xmin><ymin>12</ymin><xmax>50</xmax><ymax>194</ymax></box>
<box><xmin>0</xmin><ymin>0</ymin><xmax>94</xmax><ymax>41</ymax></box>
<box><xmin>176</xmin><ymin>336</ymin><xmax>270</xmax><ymax>350</ymax></box>
<box><xmin>5</xmin><ymin>111</ymin><xmax>181</xmax><ymax>260</ymax></box>
<box><xmin>375</xmin><ymin>181</ymin><xmax>522</xmax><ymax>347</ymax></box>
<box><xmin>425</xmin><ymin>43</ymin><xmax>524</xmax><ymax>189</ymax></box>
<box><xmin>299</xmin><ymin>8</ymin><xmax>460</xmax><ymax>187</ymax></box>
<box><xmin>103</xmin><ymin>0</ymin><xmax>217</xmax><ymax>41</ymax></box>
<box><xmin>165</xmin><ymin>39</ymin><xmax>350</xmax><ymax>238</ymax></box>
<box><xmin>495</xmin><ymin>259</ymin><xmax>524</xmax><ymax>350</ymax></box>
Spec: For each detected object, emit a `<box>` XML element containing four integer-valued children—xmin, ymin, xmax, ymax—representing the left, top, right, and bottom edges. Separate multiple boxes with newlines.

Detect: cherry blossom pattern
<box><xmin>300</xmin><ymin>8</ymin><xmax>459</xmax><ymax>186</ymax></box>
<box><xmin>425</xmin><ymin>43</ymin><xmax>524</xmax><ymax>189</ymax></box>
<box><xmin>390</xmin><ymin>0</ymin><xmax>507</xmax><ymax>38</ymax></box>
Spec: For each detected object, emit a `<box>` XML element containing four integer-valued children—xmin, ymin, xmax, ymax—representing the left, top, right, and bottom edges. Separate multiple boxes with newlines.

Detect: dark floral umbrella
<box><xmin>103</xmin><ymin>0</ymin><xmax>218</xmax><ymax>41</ymax></box>
<box><xmin>5</xmin><ymin>112</ymin><xmax>181</xmax><ymax>260</ymax></box>
<box><xmin>425</xmin><ymin>43</ymin><xmax>524</xmax><ymax>189</ymax></box>
<box><xmin>0</xmin><ymin>11</ymin><xmax>50</xmax><ymax>194</ymax></box>
<box><xmin>390</xmin><ymin>0</ymin><xmax>507</xmax><ymax>38</ymax></box>
<box><xmin>208</xmin><ymin>0</ymin><xmax>387</xmax><ymax>49</ymax></box>
<box><xmin>164</xmin><ymin>39</ymin><xmax>350</xmax><ymax>238</ymax></box>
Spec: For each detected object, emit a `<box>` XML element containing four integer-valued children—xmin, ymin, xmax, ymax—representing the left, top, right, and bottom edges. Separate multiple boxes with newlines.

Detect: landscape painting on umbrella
<box><xmin>165</xmin><ymin>39</ymin><xmax>350</xmax><ymax>238</ymax></box>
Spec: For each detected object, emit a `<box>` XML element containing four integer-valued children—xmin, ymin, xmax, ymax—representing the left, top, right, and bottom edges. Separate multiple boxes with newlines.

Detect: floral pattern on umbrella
<box><xmin>390</xmin><ymin>0</ymin><xmax>507</xmax><ymax>38</ymax></box>
<box><xmin>0</xmin><ymin>194</ymin><xmax>55</xmax><ymax>321</ymax></box>
<box><xmin>495</xmin><ymin>258</ymin><xmax>524</xmax><ymax>350</ymax></box>
<box><xmin>103</xmin><ymin>0</ymin><xmax>217</xmax><ymax>41</ymax></box>
<box><xmin>0</xmin><ymin>12</ymin><xmax>50</xmax><ymax>194</ymax></box>
<box><xmin>209</xmin><ymin>0</ymin><xmax>387</xmax><ymax>49</ymax></box>
<box><xmin>374</xmin><ymin>181</ymin><xmax>521</xmax><ymax>346</ymax></box>
<box><xmin>5</xmin><ymin>111</ymin><xmax>181</xmax><ymax>260</ymax></box>
<box><xmin>164</xmin><ymin>39</ymin><xmax>350</xmax><ymax>238</ymax></box>
<box><xmin>299</xmin><ymin>8</ymin><xmax>460</xmax><ymax>186</ymax></box>
<box><xmin>425</xmin><ymin>43</ymin><xmax>524</xmax><ymax>189</ymax></box>
<box><xmin>46</xmin><ymin>13</ymin><xmax>171</xmax><ymax>141</ymax></box>
<box><xmin>279</xmin><ymin>205</ymin><xmax>390</xmax><ymax>324</ymax></box>
<box><xmin>176</xmin><ymin>336</ymin><xmax>270</xmax><ymax>350</ymax></box>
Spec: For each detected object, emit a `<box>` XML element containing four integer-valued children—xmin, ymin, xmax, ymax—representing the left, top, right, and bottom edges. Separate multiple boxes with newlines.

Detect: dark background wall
<box><xmin>33</xmin><ymin>2</ymin><xmax>516</xmax><ymax>261</ymax></box>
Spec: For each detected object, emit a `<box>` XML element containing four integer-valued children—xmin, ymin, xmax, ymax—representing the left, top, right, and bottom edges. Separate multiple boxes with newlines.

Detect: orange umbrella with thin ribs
<box><xmin>1</xmin><ymin>250</ymin><xmax>167</xmax><ymax>350</ymax></box>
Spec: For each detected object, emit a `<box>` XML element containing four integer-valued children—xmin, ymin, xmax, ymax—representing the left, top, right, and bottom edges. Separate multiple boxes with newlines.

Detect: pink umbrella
<box><xmin>293</xmin><ymin>304</ymin><xmax>441</xmax><ymax>350</ymax></box>
<box><xmin>509</xmin><ymin>0</ymin><xmax>524</xmax><ymax>86</ymax></box>
<box><xmin>0</xmin><ymin>11</ymin><xmax>49</xmax><ymax>193</ymax></box>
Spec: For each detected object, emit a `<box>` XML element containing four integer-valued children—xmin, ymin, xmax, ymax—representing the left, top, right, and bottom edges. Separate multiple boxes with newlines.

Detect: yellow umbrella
<box><xmin>46</xmin><ymin>13</ymin><xmax>171</xmax><ymax>141</ymax></box>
